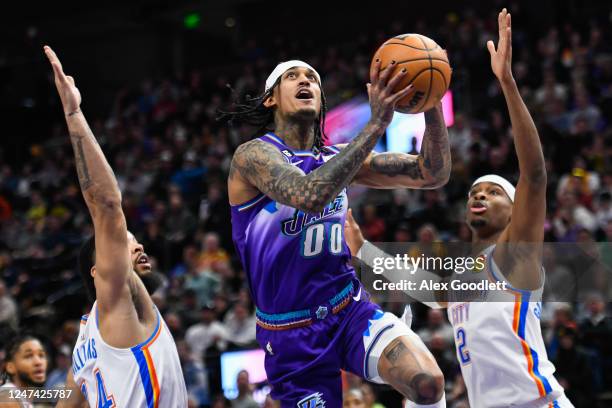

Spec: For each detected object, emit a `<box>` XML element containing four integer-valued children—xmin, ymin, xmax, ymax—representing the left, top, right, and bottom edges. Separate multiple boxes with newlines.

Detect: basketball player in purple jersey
<box><xmin>226</xmin><ymin>57</ymin><xmax>451</xmax><ymax>407</ymax></box>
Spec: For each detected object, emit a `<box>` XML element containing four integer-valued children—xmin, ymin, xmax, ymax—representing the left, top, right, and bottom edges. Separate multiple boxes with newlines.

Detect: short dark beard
<box><xmin>289</xmin><ymin>107</ymin><xmax>318</xmax><ymax>123</ymax></box>
<box><xmin>140</xmin><ymin>271</ymin><xmax>163</xmax><ymax>295</ymax></box>
<box><xmin>17</xmin><ymin>371</ymin><xmax>45</xmax><ymax>388</ymax></box>
<box><xmin>470</xmin><ymin>219</ymin><xmax>487</xmax><ymax>228</ymax></box>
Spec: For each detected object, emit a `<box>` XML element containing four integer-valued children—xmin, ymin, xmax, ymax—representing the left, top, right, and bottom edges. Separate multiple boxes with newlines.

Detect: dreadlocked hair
<box><xmin>1</xmin><ymin>334</ymin><xmax>40</xmax><ymax>385</ymax></box>
<box><xmin>217</xmin><ymin>77</ymin><xmax>329</xmax><ymax>150</ymax></box>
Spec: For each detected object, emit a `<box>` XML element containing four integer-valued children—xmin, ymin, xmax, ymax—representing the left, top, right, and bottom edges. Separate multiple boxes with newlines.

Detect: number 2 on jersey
<box><xmin>301</xmin><ymin>223</ymin><xmax>343</xmax><ymax>257</ymax></box>
<box><xmin>94</xmin><ymin>368</ymin><xmax>116</xmax><ymax>408</ymax></box>
<box><xmin>456</xmin><ymin>327</ymin><xmax>471</xmax><ymax>365</ymax></box>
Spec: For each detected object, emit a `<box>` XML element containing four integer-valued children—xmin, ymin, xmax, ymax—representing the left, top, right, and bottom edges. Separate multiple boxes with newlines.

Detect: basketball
<box><xmin>371</xmin><ymin>33</ymin><xmax>452</xmax><ymax>114</ymax></box>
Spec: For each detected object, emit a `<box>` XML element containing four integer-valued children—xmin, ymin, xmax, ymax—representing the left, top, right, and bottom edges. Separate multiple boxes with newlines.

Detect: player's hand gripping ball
<box><xmin>371</xmin><ymin>34</ymin><xmax>452</xmax><ymax>114</ymax></box>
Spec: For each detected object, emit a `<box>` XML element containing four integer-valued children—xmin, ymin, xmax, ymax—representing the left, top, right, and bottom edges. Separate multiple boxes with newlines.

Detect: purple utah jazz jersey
<box><xmin>231</xmin><ymin>133</ymin><xmax>356</xmax><ymax>314</ymax></box>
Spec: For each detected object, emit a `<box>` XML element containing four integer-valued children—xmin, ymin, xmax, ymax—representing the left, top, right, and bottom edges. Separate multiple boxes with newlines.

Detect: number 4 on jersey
<box><xmin>94</xmin><ymin>368</ymin><xmax>116</xmax><ymax>408</ymax></box>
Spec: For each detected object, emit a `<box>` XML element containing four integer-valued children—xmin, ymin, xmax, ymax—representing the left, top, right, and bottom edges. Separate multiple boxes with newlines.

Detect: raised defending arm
<box><xmin>45</xmin><ymin>46</ymin><xmax>131</xmax><ymax>308</ymax></box>
<box><xmin>490</xmin><ymin>10</ymin><xmax>547</xmax><ymax>289</ymax></box>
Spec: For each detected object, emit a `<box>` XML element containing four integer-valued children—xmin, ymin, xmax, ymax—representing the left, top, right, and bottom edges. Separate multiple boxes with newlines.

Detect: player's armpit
<box><xmin>55</xmin><ymin>370</ymin><xmax>86</xmax><ymax>408</ymax></box>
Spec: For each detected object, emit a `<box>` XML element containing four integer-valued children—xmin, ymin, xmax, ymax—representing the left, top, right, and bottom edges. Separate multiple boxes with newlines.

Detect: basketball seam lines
<box><xmin>378</xmin><ymin>57</ymin><xmax>449</xmax><ymax>72</ymax></box>
<box><xmin>418</xmin><ymin>36</ymin><xmax>434</xmax><ymax>113</ymax></box>
<box><xmin>384</xmin><ymin>41</ymin><xmax>439</xmax><ymax>51</ymax></box>
<box><xmin>430</xmin><ymin>67</ymin><xmax>448</xmax><ymax>92</ymax></box>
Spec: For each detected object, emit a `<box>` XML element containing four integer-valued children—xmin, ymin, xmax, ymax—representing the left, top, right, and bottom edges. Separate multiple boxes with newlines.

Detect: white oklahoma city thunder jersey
<box><xmin>72</xmin><ymin>302</ymin><xmax>187</xmax><ymax>408</ymax></box>
<box><xmin>447</xmin><ymin>246</ymin><xmax>569</xmax><ymax>408</ymax></box>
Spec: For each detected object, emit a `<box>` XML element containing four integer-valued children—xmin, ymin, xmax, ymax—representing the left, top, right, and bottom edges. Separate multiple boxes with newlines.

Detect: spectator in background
<box><xmin>0</xmin><ymin>335</ymin><xmax>47</xmax><ymax>398</ymax></box>
<box><xmin>0</xmin><ymin>279</ymin><xmax>17</xmax><ymax>331</ymax></box>
<box><xmin>185</xmin><ymin>306</ymin><xmax>227</xmax><ymax>363</ymax></box>
<box><xmin>165</xmin><ymin>189</ymin><xmax>198</xmax><ymax>265</ymax></box>
<box><xmin>359</xmin><ymin>383</ymin><xmax>385</xmax><ymax>408</ymax></box>
<box><xmin>594</xmin><ymin>191</ymin><xmax>612</xmax><ymax>230</ymax></box>
<box><xmin>553</xmin><ymin>189</ymin><xmax>597</xmax><ymax>241</ymax></box>
<box><xmin>569</xmin><ymin>87</ymin><xmax>602</xmax><ymax>133</ymax></box>
<box><xmin>408</xmin><ymin>190</ymin><xmax>451</xmax><ymax>232</ymax></box>
<box><xmin>416</xmin><ymin>309</ymin><xmax>454</xmax><ymax>347</ymax></box>
<box><xmin>579</xmin><ymin>293</ymin><xmax>612</xmax><ymax>390</ymax></box>
<box><xmin>231</xmin><ymin>370</ymin><xmax>258</xmax><ymax>408</ymax></box>
<box><xmin>223</xmin><ymin>302</ymin><xmax>256</xmax><ymax>349</ymax></box>
<box><xmin>544</xmin><ymin>303</ymin><xmax>577</xmax><ymax>360</ymax></box>
<box><xmin>343</xmin><ymin>388</ymin><xmax>366</xmax><ymax>408</ymax></box>
<box><xmin>552</xmin><ymin>326</ymin><xmax>595</xmax><ymax>406</ymax></box>
<box><xmin>361</xmin><ymin>204</ymin><xmax>385</xmax><ymax>242</ymax></box>
<box><xmin>182</xmin><ymin>243</ymin><xmax>222</xmax><ymax>308</ymax></box>
<box><xmin>45</xmin><ymin>344</ymin><xmax>70</xmax><ymax>388</ymax></box>
<box><xmin>176</xmin><ymin>339</ymin><xmax>208</xmax><ymax>407</ymax></box>
<box><xmin>198</xmin><ymin>232</ymin><xmax>230</xmax><ymax>271</ymax></box>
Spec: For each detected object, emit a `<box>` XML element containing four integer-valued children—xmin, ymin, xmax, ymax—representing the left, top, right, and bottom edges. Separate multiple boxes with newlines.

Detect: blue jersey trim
<box><xmin>516</xmin><ymin>293</ymin><xmax>554</xmax><ymax>395</ymax></box>
<box><xmin>235</xmin><ymin>193</ymin><xmax>266</xmax><ymax>212</ymax></box>
<box><xmin>363</xmin><ymin>322</ymin><xmax>394</xmax><ymax>380</ymax></box>
<box><xmin>329</xmin><ymin>282</ymin><xmax>353</xmax><ymax>306</ymax></box>
<box><xmin>130</xmin><ymin>310</ymin><xmax>161</xmax><ymax>408</ymax></box>
<box><xmin>132</xmin><ymin>348</ymin><xmax>155</xmax><ymax>408</ymax></box>
<box><xmin>263</xmin><ymin>133</ymin><xmax>284</xmax><ymax>145</ymax></box>
<box><xmin>256</xmin><ymin>308</ymin><xmax>311</xmax><ymax>322</ymax></box>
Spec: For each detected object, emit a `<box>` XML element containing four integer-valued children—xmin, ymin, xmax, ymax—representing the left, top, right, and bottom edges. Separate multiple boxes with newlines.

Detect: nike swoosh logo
<box><xmin>291</xmin><ymin>160</ymin><xmax>304</xmax><ymax>166</ymax></box>
<box><xmin>352</xmin><ymin>288</ymin><xmax>362</xmax><ymax>301</ymax></box>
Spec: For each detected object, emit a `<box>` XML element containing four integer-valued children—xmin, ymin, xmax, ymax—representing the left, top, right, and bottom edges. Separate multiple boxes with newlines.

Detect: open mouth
<box><xmin>136</xmin><ymin>254</ymin><xmax>152</xmax><ymax>269</ymax></box>
<box><xmin>295</xmin><ymin>88</ymin><xmax>314</xmax><ymax>100</ymax></box>
<box><xmin>470</xmin><ymin>202</ymin><xmax>487</xmax><ymax>214</ymax></box>
<box><xmin>33</xmin><ymin>369</ymin><xmax>46</xmax><ymax>378</ymax></box>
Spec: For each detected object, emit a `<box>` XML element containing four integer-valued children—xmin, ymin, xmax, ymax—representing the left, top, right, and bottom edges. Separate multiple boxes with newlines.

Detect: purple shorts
<box><xmin>256</xmin><ymin>290</ymin><xmax>384</xmax><ymax>408</ymax></box>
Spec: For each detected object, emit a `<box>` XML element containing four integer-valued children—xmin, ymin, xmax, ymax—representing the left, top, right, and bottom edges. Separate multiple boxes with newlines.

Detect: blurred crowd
<box><xmin>1</xmin><ymin>3</ymin><xmax>612</xmax><ymax>408</ymax></box>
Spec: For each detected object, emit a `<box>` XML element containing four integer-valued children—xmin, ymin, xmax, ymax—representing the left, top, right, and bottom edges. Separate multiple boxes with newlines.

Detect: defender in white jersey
<box><xmin>44</xmin><ymin>46</ymin><xmax>187</xmax><ymax>407</ymax></box>
<box><xmin>347</xmin><ymin>9</ymin><xmax>574</xmax><ymax>408</ymax></box>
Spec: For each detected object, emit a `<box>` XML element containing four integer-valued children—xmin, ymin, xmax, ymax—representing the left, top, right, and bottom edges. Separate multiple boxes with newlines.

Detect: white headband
<box><xmin>265</xmin><ymin>60</ymin><xmax>321</xmax><ymax>92</ymax></box>
<box><xmin>471</xmin><ymin>174</ymin><xmax>516</xmax><ymax>202</ymax></box>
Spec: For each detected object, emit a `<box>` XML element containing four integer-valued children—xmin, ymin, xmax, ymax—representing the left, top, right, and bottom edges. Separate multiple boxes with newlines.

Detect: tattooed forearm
<box><xmin>70</xmin><ymin>133</ymin><xmax>93</xmax><ymax>190</ymax></box>
<box><xmin>421</xmin><ymin>106</ymin><xmax>450</xmax><ymax>182</ymax></box>
<box><xmin>65</xmin><ymin>117</ymin><xmax>122</xmax><ymax>209</ymax></box>
<box><xmin>231</xmin><ymin>122</ymin><xmax>385</xmax><ymax>213</ymax></box>
<box><xmin>370</xmin><ymin>153</ymin><xmax>424</xmax><ymax>180</ymax></box>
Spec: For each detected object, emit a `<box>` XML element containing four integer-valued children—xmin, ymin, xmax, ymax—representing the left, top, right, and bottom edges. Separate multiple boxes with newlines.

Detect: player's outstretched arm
<box><xmin>44</xmin><ymin>46</ymin><xmax>131</xmax><ymax>307</ymax></box>
<box><xmin>355</xmin><ymin>102</ymin><xmax>451</xmax><ymax>189</ymax></box>
<box><xmin>490</xmin><ymin>10</ymin><xmax>546</xmax><ymax>289</ymax></box>
<box><xmin>231</xmin><ymin>61</ymin><xmax>414</xmax><ymax>213</ymax></box>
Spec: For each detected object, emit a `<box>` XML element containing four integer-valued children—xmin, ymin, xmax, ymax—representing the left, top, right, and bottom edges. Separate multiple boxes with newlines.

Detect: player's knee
<box><xmin>407</xmin><ymin>369</ymin><xmax>444</xmax><ymax>404</ymax></box>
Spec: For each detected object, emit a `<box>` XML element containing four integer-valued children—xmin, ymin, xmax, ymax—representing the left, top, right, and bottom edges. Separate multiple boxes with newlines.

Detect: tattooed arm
<box><xmin>231</xmin><ymin>120</ymin><xmax>387</xmax><ymax>213</ymax></box>
<box><xmin>45</xmin><ymin>46</ymin><xmax>132</xmax><ymax>310</ymax></box>
<box><xmin>230</xmin><ymin>59</ymin><xmax>417</xmax><ymax>213</ymax></box>
<box><xmin>354</xmin><ymin>103</ymin><xmax>451</xmax><ymax>189</ymax></box>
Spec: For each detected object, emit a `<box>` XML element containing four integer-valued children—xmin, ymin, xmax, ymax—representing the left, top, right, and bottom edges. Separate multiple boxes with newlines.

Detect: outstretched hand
<box><xmin>44</xmin><ymin>45</ymin><xmax>81</xmax><ymax>115</ymax></box>
<box><xmin>487</xmin><ymin>8</ymin><xmax>513</xmax><ymax>83</ymax></box>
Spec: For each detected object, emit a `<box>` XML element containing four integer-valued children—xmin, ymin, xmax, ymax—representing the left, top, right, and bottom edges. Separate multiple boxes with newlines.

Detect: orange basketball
<box><xmin>371</xmin><ymin>34</ymin><xmax>452</xmax><ymax>114</ymax></box>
